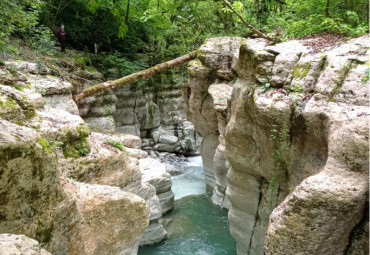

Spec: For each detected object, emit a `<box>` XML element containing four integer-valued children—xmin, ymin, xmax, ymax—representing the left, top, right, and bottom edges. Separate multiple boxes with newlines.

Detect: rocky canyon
<box><xmin>1</xmin><ymin>33</ymin><xmax>369</xmax><ymax>255</ymax></box>
<box><xmin>185</xmin><ymin>35</ymin><xmax>369</xmax><ymax>255</ymax></box>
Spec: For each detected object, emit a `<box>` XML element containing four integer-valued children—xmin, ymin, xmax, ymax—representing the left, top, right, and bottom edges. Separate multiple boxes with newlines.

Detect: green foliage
<box><xmin>108</xmin><ymin>139</ymin><xmax>124</xmax><ymax>151</ymax></box>
<box><xmin>36</xmin><ymin>137</ymin><xmax>52</xmax><ymax>154</ymax></box>
<box><xmin>260</xmin><ymin>82</ymin><xmax>271</xmax><ymax>93</ymax></box>
<box><xmin>0</xmin><ymin>0</ymin><xmax>43</xmax><ymax>51</ymax></box>
<box><xmin>62</xmin><ymin>126</ymin><xmax>90</xmax><ymax>158</ymax></box>
<box><xmin>270</xmin><ymin>124</ymin><xmax>290</xmax><ymax>171</ymax></box>
<box><xmin>362</xmin><ymin>66</ymin><xmax>370</xmax><ymax>84</ymax></box>
<box><xmin>263</xmin><ymin>0</ymin><xmax>369</xmax><ymax>38</ymax></box>
<box><xmin>268</xmin><ymin>123</ymin><xmax>290</xmax><ymax>209</ymax></box>
<box><xmin>50</xmin><ymin>141</ymin><xmax>64</xmax><ymax>150</ymax></box>
<box><xmin>28</xmin><ymin>25</ymin><xmax>56</xmax><ymax>55</ymax></box>
<box><xmin>90</xmin><ymin>51</ymin><xmax>151</xmax><ymax>89</ymax></box>
<box><xmin>289</xmin><ymin>84</ymin><xmax>304</xmax><ymax>93</ymax></box>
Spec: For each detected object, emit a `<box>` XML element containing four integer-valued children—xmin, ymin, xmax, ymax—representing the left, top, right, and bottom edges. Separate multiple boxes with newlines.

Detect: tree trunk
<box><xmin>125</xmin><ymin>0</ymin><xmax>130</xmax><ymax>25</ymax></box>
<box><xmin>325</xmin><ymin>0</ymin><xmax>330</xmax><ymax>17</ymax></box>
<box><xmin>256</xmin><ymin>0</ymin><xmax>260</xmax><ymax>29</ymax></box>
<box><xmin>73</xmin><ymin>51</ymin><xmax>197</xmax><ymax>102</ymax></box>
<box><xmin>221</xmin><ymin>0</ymin><xmax>272</xmax><ymax>41</ymax></box>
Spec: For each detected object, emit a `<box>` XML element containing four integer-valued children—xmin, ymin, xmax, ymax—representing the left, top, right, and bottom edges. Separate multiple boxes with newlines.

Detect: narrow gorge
<box><xmin>1</xmin><ymin>34</ymin><xmax>369</xmax><ymax>255</ymax></box>
<box><xmin>184</xmin><ymin>35</ymin><xmax>369</xmax><ymax>255</ymax></box>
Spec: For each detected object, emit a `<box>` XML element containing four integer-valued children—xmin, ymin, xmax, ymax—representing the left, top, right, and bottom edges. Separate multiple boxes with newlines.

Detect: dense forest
<box><xmin>1</xmin><ymin>0</ymin><xmax>369</xmax><ymax>87</ymax></box>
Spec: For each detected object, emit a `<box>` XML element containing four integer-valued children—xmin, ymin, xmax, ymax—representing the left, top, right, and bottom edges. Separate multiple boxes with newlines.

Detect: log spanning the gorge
<box><xmin>73</xmin><ymin>51</ymin><xmax>197</xmax><ymax>102</ymax></box>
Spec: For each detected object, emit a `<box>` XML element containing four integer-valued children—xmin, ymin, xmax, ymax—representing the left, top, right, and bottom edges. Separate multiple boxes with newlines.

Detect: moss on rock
<box><xmin>292</xmin><ymin>62</ymin><xmax>311</xmax><ymax>79</ymax></box>
<box><xmin>36</xmin><ymin>137</ymin><xmax>52</xmax><ymax>154</ymax></box>
<box><xmin>62</xmin><ymin>125</ymin><xmax>90</xmax><ymax>158</ymax></box>
<box><xmin>5</xmin><ymin>97</ymin><xmax>16</xmax><ymax>108</ymax></box>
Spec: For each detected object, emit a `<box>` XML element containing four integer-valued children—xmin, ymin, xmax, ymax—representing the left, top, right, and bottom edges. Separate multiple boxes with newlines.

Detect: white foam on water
<box><xmin>172</xmin><ymin>156</ymin><xmax>205</xmax><ymax>199</ymax></box>
<box><xmin>186</xmin><ymin>156</ymin><xmax>203</xmax><ymax>166</ymax></box>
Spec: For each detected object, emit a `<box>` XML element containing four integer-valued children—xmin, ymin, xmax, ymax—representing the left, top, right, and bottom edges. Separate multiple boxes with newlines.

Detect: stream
<box><xmin>138</xmin><ymin>156</ymin><xmax>236</xmax><ymax>255</ymax></box>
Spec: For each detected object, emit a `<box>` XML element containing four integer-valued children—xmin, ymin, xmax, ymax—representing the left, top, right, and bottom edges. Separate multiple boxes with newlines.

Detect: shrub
<box><xmin>108</xmin><ymin>139</ymin><xmax>124</xmax><ymax>151</ymax></box>
<box><xmin>28</xmin><ymin>25</ymin><xmax>56</xmax><ymax>55</ymax></box>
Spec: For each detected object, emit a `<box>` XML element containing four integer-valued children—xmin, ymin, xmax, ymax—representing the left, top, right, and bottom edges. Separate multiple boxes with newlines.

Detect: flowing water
<box><xmin>138</xmin><ymin>156</ymin><xmax>236</xmax><ymax>255</ymax></box>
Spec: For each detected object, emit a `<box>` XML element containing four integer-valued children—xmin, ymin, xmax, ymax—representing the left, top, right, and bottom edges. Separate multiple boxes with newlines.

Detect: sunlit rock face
<box><xmin>185</xmin><ymin>35</ymin><xmax>369</xmax><ymax>254</ymax></box>
<box><xmin>0</xmin><ymin>62</ymin><xmax>152</xmax><ymax>255</ymax></box>
<box><xmin>0</xmin><ymin>234</ymin><xmax>52</xmax><ymax>255</ymax></box>
<box><xmin>184</xmin><ymin>36</ymin><xmax>243</xmax><ymax>208</ymax></box>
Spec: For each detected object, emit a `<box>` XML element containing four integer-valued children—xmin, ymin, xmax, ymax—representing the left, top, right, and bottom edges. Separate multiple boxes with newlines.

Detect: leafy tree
<box><xmin>0</xmin><ymin>0</ymin><xmax>44</xmax><ymax>50</ymax></box>
<box><xmin>261</xmin><ymin>0</ymin><xmax>369</xmax><ymax>37</ymax></box>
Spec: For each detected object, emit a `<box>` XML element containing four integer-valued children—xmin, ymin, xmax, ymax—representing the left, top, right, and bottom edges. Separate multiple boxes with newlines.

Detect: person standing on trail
<box><xmin>93</xmin><ymin>31</ymin><xmax>100</xmax><ymax>54</ymax></box>
<box><xmin>57</xmin><ymin>24</ymin><xmax>66</xmax><ymax>53</ymax></box>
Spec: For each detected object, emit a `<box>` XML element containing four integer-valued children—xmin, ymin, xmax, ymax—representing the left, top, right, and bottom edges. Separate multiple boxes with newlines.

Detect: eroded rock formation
<box><xmin>77</xmin><ymin>78</ymin><xmax>201</xmax><ymax>156</ymax></box>
<box><xmin>0</xmin><ymin>60</ymin><xmax>172</xmax><ymax>254</ymax></box>
<box><xmin>184</xmin><ymin>36</ymin><xmax>369</xmax><ymax>254</ymax></box>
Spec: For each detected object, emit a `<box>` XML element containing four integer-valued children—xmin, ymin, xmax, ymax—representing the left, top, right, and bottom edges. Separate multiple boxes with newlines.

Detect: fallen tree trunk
<box><xmin>73</xmin><ymin>51</ymin><xmax>197</xmax><ymax>102</ymax></box>
<box><xmin>221</xmin><ymin>0</ymin><xmax>272</xmax><ymax>41</ymax></box>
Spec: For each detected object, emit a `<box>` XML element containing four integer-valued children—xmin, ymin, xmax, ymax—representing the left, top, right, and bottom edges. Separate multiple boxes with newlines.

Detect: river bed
<box><xmin>138</xmin><ymin>156</ymin><xmax>236</xmax><ymax>255</ymax></box>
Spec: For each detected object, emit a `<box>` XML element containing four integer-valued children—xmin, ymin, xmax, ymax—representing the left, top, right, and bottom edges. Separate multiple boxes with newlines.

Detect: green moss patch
<box><xmin>62</xmin><ymin>125</ymin><xmax>90</xmax><ymax>158</ymax></box>
<box><xmin>104</xmin><ymin>108</ymin><xmax>110</xmax><ymax>116</ymax></box>
<box><xmin>36</xmin><ymin>137</ymin><xmax>52</xmax><ymax>154</ymax></box>
<box><xmin>5</xmin><ymin>97</ymin><xmax>16</xmax><ymax>108</ymax></box>
<box><xmin>289</xmin><ymin>84</ymin><xmax>304</xmax><ymax>93</ymax></box>
<box><xmin>292</xmin><ymin>62</ymin><xmax>311</xmax><ymax>79</ymax></box>
<box><xmin>36</xmin><ymin>219</ymin><xmax>54</xmax><ymax>245</ymax></box>
<box><xmin>329</xmin><ymin>64</ymin><xmax>352</xmax><ymax>102</ymax></box>
<box><xmin>12</xmin><ymin>84</ymin><xmax>25</xmax><ymax>91</ymax></box>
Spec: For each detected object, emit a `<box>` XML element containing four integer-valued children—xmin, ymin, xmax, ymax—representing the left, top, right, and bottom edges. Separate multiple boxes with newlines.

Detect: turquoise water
<box><xmin>138</xmin><ymin>157</ymin><xmax>236</xmax><ymax>255</ymax></box>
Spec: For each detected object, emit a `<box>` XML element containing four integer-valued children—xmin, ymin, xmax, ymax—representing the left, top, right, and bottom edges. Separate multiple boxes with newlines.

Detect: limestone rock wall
<box><xmin>185</xmin><ymin>36</ymin><xmax>369</xmax><ymax>254</ymax></box>
<box><xmin>73</xmin><ymin>77</ymin><xmax>182</xmax><ymax>245</ymax></box>
<box><xmin>184</xmin><ymin>37</ymin><xmax>243</xmax><ymax>207</ymax></box>
<box><xmin>0</xmin><ymin>61</ymin><xmax>156</xmax><ymax>254</ymax></box>
<box><xmin>77</xmin><ymin>76</ymin><xmax>201</xmax><ymax>155</ymax></box>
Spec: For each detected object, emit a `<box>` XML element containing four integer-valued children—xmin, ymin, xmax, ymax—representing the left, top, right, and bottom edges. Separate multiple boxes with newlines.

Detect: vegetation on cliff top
<box><xmin>1</xmin><ymin>0</ymin><xmax>368</xmax><ymax>57</ymax></box>
<box><xmin>0</xmin><ymin>0</ymin><xmax>368</xmax><ymax>93</ymax></box>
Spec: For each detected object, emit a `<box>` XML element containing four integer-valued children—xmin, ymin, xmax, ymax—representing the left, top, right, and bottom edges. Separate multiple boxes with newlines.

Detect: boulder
<box><xmin>116</xmin><ymin>125</ymin><xmax>141</xmax><ymax>136</ymax></box>
<box><xmin>153</xmin><ymin>143</ymin><xmax>177</xmax><ymax>153</ymax></box>
<box><xmin>0</xmin><ymin>234</ymin><xmax>51</xmax><ymax>255</ymax></box>
<box><xmin>139</xmin><ymin>158</ymin><xmax>174</xmax><ymax>214</ymax></box>
<box><xmin>28</xmin><ymin>74</ymin><xmax>74</xmax><ymax>95</ymax></box>
<box><xmin>84</xmin><ymin>116</ymin><xmax>116</xmax><ymax>133</ymax></box>
<box><xmin>44</xmin><ymin>94</ymin><xmax>79</xmax><ymax>115</ymax></box>
<box><xmin>158</xmin><ymin>134</ymin><xmax>178</xmax><ymax>145</ymax></box>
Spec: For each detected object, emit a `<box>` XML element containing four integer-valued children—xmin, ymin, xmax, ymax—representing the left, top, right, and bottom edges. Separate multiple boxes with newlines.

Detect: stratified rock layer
<box><xmin>184</xmin><ymin>36</ymin><xmax>369</xmax><ymax>254</ymax></box>
<box><xmin>185</xmin><ymin>37</ymin><xmax>243</xmax><ymax>207</ymax></box>
<box><xmin>78</xmin><ymin>74</ymin><xmax>202</xmax><ymax>155</ymax></box>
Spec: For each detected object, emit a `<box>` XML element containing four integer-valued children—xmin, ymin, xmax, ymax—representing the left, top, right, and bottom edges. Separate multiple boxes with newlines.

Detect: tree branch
<box><xmin>73</xmin><ymin>51</ymin><xmax>197</xmax><ymax>102</ymax></box>
<box><xmin>221</xmin><ymin>0</ymin><xmax>272</xmax><ymax>41</ymax></box>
